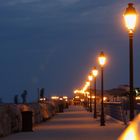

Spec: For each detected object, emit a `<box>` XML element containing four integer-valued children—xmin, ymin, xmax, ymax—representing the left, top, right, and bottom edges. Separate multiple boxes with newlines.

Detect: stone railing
<box><xmin>0</xmin><ymin>102</ymin><xmax>57</xmax><ymax>137</ymax></box>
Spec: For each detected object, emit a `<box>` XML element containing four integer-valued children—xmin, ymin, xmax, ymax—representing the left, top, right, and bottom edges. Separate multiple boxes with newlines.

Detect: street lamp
<box><xmin>88</xmin><ymin>74</ymin><xmax>93</xmax><ymax>112</ymax></box>
<box><xmin>124</xmin><ymin>3</ymin><xmax>137</xmax><ymax>121</ymax></box>
<box><xmin>92</xmin><ymin>67</ymin><xmax>98</xmax><ymax>118</ymax></box>
<box><xmin>86</xmin><ymin>81</ymin><xmax>90</xmax><ymax>87</ymax></box>
<box><xmin>84</xmin><ymin>81</ymin><xmax>90</xmax><ymax>110</ymax></box>
<box><xmin>98</xmin><ymin>51</ymin><xmax>106</xmax><ymax>126</ymax></box>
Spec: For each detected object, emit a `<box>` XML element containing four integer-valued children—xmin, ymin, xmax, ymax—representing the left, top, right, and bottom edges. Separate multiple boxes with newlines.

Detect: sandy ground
<box><xmin>1</xmin><ymin>105</ymin><xmax>125</xmax><ymax>140</ymax></box>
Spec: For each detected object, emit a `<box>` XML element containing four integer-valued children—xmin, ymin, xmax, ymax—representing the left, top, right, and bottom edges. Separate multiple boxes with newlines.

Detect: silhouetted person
<box><xmin>21</xmin><ymin>90</ymin><xmax>27</xmax><ymax>103</ymax></box>
<box><xmin>0</xmin><ymin>98</ymin><xmax>2</xmax><ymax>104</ymax></box>
<box><xmin>14</xmin><ymin>94</ymin><xmax>18</xmax><ymax>104</ymax></box>
<box><xmin>40</xmin><ymin>88</ymin><xmax>45</xmax><ymax>98</ymax></box>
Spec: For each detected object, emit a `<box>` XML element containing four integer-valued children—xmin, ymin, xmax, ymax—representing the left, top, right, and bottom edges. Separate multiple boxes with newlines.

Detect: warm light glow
<box><xmin>40</xmin><ymin>98</ymin><xmax>46</xmax><ymax>101</ymax></box>
<box><xmin>73</xmin><ymin>81</ymin><xmax>93</xmax><ymax>96</ymax></box>
<box><xmin>135</xmin><ymin>89</ymin><xmax>139</xmax><ymax>95</ymax></box>
<box><xmin>82</xmin><ymin>87</ymin><xmax>87</xmax><ymax>92</ymax></box>
<box><xmin>92</xmin><ymin>67</ymin><xmax>98</xmax><ymax>77</ymax></box>
<box><xmin>103</xmin><ymin>97</ymin><xmax>107</xmax><ymax>101</ymax></box>
<box><xmin>82</xmin><ymin>82</ymin><xmax>90</xmax><ymax>93</ymax></box>
<box><xmin>118</xmin><ymin>114</ymin><xmax>140</xmax><ymax>140</ymax></box>
<box><xmin>75</xmin><ymin>96</ymin><xmax>79</xmax><ymax>99</ymax></box>
<box><xmin>63</xmin><ymin>96</ymin><xmax>68</xmax><ymax>99</ymax></box>
<box><xmin>80</xmin><ymin>90</ymin><xmax>85</xmax><ymax>94</ymax></box>
<box><xmin>118</xmin><ymin>125</ymin><xmax>137</xmax><ymax>140</ymax></box>
<box><xmin>74</xmin><ymin>90</ymin><xmax>77</xmax><ymax>94</ymax></box>
<box><xmin>136</xmin><ymin>96</ymin><xmax>140</xmax><ymax>100</ymax></box>
<box><xmin>88</xmin><ymin>95</ymin><xmax>95</xmax><ymax>99</ymax></box>
<box><xmin>74</xmin><ymin>89</ymin><xmax>85</xmax><ymax>94</ymax></box>
<box><xmin>88</xmin><ymin>75</ymin><xmax>93</xmax><ymax>81</ymax></box>
<box><xmin>86</xmin><ymin>81</ymin><xmax>90</xmax><ymax>86</ymax></box>
<box><xmin>124</xmin><ymin>15</ymin><xmax>137</xmax><ymax>32</ymax></box>
<box><xmin>98</xmin><ymin>52</ymin><xmax>106</xmax><ymax>66</ymax></box>
<box><xmin>81</xmin><ymin>99</ymin><xmax>84</xmax><ymax>102</ymax></box>
<box><xmin>83</xmin><ymin>91</ymin><xmax>89</xmax><ymax>96</ymax></box>
<box><xmin>59</xmin><ymin>98</ymin><xmax>63</xmax><ymax>100</ymax></box>
<box><xmin>51</xmin><ymin>96</ymin><xmax>59</xmax><ymax>100</ymax></box>
<box><xmin>124</xmin><ymin>3</ymin><xmax>137</xmax><ymax>33</ymax></box>
<box><xmin>74</xmin><ymin>90</ymin><xmax>78</xmax><ymax>94</ymax></box>
<box><xmin>92</xmin><ymin>96</ymin><xmax>95</xmax><ymax>99</ymax></box>
<box><xmin>87</xmin><ymin>95</ymin><xmax>90</xmax><ymax>98</ymax></box>
<box><xmin>122</xmin><ymin>128</ymin><xmax>136</xmax><ymax>140</ymax></box>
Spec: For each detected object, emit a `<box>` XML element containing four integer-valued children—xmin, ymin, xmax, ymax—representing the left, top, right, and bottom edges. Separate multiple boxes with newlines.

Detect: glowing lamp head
<box><xmin>88</xmin><ymin>74</ymin><xmax>93</xmax><ymax>81</ymax></box>
<box><xmin>92</xmin><ymin>67</ymin><xmax>98</xmax><ymax>77</ymax></box>
<box><xmin>124</xmin><ymin>3</ymin><xmax>137</xmax><ymax>33</ymax></box>
<box><xmin>86</xmin><ymin>81</ymin><xmax>90</xmax><ymax>86</ymax></box>
<box><xmin>98</xmin><ymin>52</ymin><xmax>106</xmax><ymax>67</ymax></box>
<box><xmin>74</xmin><ymin>90</ymin><xmax>77</xmax><ymax>94</ymax></box>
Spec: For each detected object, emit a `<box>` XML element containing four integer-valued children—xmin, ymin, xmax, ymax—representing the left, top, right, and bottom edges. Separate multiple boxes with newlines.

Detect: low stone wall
<box><xmin>0</xmin><ymin>104</ymin><xmax>22</xmax><ymax>137</ymax></box>
<box><xmin>0</xmin><ymin>102</ymin><xmax>57</xmax><ymax>137</ymax></box>
<box><xmin>17</xmin><ymin>103</ymin><xmax>42</xmax><ymax>125</ymax></box>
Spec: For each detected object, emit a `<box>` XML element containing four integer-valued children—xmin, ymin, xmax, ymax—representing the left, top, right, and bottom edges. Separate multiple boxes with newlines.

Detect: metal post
<box><xmin>38</xmin><ymin>88</ymin><xmax>40</xmax><ymax>102</ymax></box>
<box><xmin>94</xmin><ymin>77</ymin><xmax>97</xmax><ymax>118</ymax></box>
<box><xmin>129</xmin><ymin>32</ymin><xmax>135</xmax><ymax>121</ymax></box>
<box><xmin>90</xmin><ymin>84</ymin><xmax>92</xmax><ymax>112</ymax></box>
<box><xmin>86</xmin><ymin>93</ymin><xmax>88</xmax><ymax>111</ymax></box>
<box><xmin>100</xmin><ymin>67</ymin><xmax>105</xmax><ymax>126</ymax></box>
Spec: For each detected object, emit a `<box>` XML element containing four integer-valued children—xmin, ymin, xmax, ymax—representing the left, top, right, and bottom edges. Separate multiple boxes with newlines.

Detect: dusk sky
<box><xmin>0</xmin><ymin>0</ymin><xmax>140</xmax><ymax>102</ymax></box>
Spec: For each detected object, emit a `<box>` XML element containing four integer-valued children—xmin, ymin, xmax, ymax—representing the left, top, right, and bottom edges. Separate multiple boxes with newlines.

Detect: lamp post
<box><xmin>92</xmin><ymin>67</ymin><xmax>98</xmax><ymax>118</ymax></box>
<box><xmin>124</xmin><ymin>3</ymin><xmax>137</xmax><ymax>121</ymax></box>
<box><xmin>98</xmin><ymin>51</ymin><xmax>106</xmax><ymax>126</ymax></box>
<box><xmin>85</xmin><ymin>81</ymin><xmax>90</xmax><ymax>110</ymax></box>
<box><xmin>88</xmin><ymin>74</ymin><xmax>93</xmax><ymax>112</ymax></box>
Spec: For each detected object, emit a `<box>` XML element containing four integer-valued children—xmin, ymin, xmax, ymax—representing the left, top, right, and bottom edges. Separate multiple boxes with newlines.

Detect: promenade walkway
<box><xmin>2</xmin><ymin>105</ymin><xmax>125</xmax><ymax>140</ymax></box>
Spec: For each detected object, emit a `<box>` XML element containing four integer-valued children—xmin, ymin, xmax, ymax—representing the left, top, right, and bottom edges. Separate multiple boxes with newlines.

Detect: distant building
<box><xmin>106</xmin><ymin>84</ymin><xmax>140</xmax><ymax>102</ymax></box>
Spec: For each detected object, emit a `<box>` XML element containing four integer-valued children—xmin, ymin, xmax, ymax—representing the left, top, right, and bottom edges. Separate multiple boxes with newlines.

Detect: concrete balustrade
<box><xmin>0</xmin><ymin>102</ymin><xmax>57</xmax><ymax>137</ymax></box>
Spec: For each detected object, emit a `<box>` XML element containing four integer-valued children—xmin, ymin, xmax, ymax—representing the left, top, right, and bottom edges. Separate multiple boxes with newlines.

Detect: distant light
<box><xmin>63</xmin><ymin>96</ymin><xmax>68</xmax><ymax>99</ymax></box>
<box><xmin>74</xmin><ymin>89</ymin><xmax>84</xmax><ymax>94</ymax></box>
<box><xmin>86</xmin><ymin>81</ymin><xmax>90</xmax><ymax>86</ymax></box>
<box><xmin>75</xmin><ymin>96</ymin><xmax>79</xmax><ymax>99</ymax></box>
<box><xmin>92</xmin><ymin>96</ymin><xmax>95</xmax><ymax>99</ymax></box>
<box><xmin>103</xmin><ymin>97</ymin><xmax>107</xmax><ymax>101</ymax></box>
<box><xmin>82</xmin><ymin>87</ymin><xmax>87</xmax><ymax>92</ymax></box>
<box><xmin>87</xmin><ymin>96</ymin><xmax>95</xmax><ymax>99</ymax></box>
<box><xmin>39</xmin><ymin>97</ymin><xmax>46</xmax><ymax>101</ymax></box>
<box><xmin>74</xmin><ymin>90</ymin><xmax>78</xmax><ymax>94</ymax></box>
<box><xmin>59</xmin><ymin>98</ymin><xmax>63</xmax><ymax>101</ymax></box>
<box><xmin>81</xmin><ymin>99</ymin><xmax>84</xmax><ymax>102</ymax></box>
<box><xmin>92</xmin><ymin>67</ymin><xmax>98</xmax><ymax>77</ymax></box>
<box><xmin>51</xmin><ymin>96</ymin><xmax>59</xmax><ymax>100</ymax></box>
<box><xmin>135</xmin><ymin>89</ymin><xmax>139</xmax><ymax>94</ymax></box>
<box><xmin>136</xmin><ymin>96</ymin><xmax>140</xmax><ymax>100</ymax></box>
<box><xmin>88</xmin><ymin>75</ymin><xmax>93</xmax><ymax>81</ymax></box>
